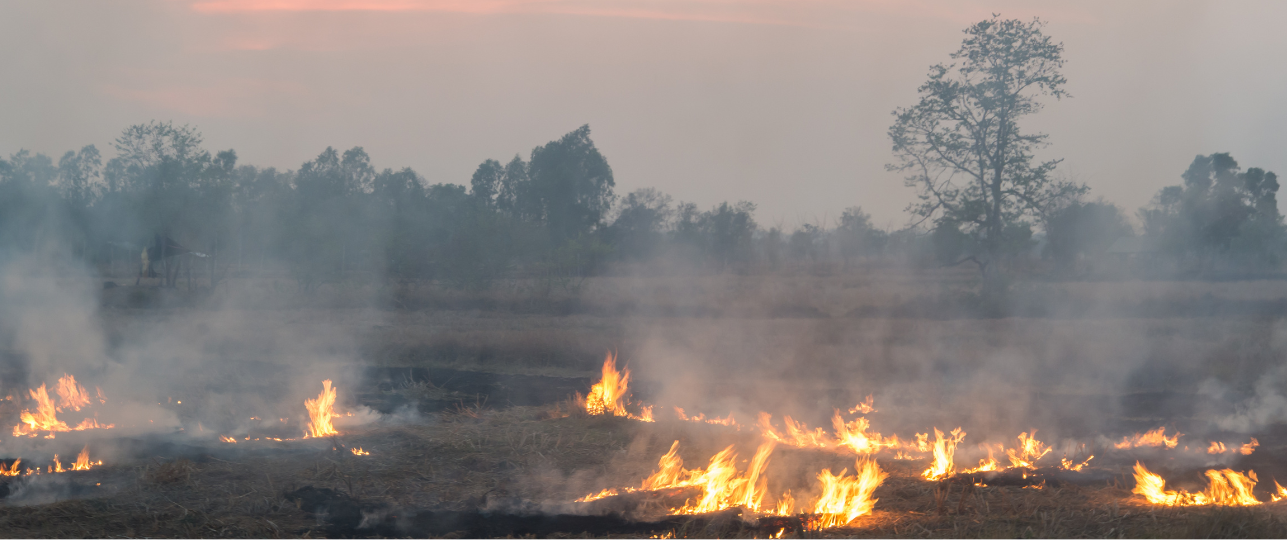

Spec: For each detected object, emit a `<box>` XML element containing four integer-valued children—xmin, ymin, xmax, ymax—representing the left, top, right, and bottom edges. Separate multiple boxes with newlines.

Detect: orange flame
<box><xmin>1133</xmin><ymin>462</ymin><xmax>1261</xmax><ymax>506</ymax></box>
<box><xmin>305</xmin><ymin>379</ymin><xmax>339</xmax><ymax>438</ymax></box>
<box><xmin>1272</xmin><ymin>480</ymin><xmax>1287</xmax><ymax>503</ymax></box>
<box><xmin>832</xmin><ymin>412</ymin><xmax>906</xmax><ymax>454</ymax></box>
<box><xmin>1060</xmin><ymin>455</ymin><xmax>1093</xmax><ymax>471</ymax></box>
<box><xmin>757</xmin><ymin>413</ymin><xmax>834</xmax><ymax>449</ymax></box>
<box><xmin>1115</xmin><ymin>427</ymin><xmax>1181</xmax><ymax>449</ymax></box>
<box><xmin>14</xmin><ymin>384</ymin><xmax>69</xmax><ymax>436</ymax></box>
<box><xmin>1005</xmin><ymin>431</ymin><xmax>1052</xmax><ymax>468</ymax></box>
<box><xmin>351</xmin><ymin>447</ymin><xmax>369</xmax><ymax>456</ymax></box>
<box><xmin>1240</xmin><ymin>438</ymin><xmax>1259</xmax><ymax>455</ymax></box>
<box><xmin>583</xmin><ymin>353</ymin><xmax>629</xmax><ymax>416</ymax></box>
<box><xmin>72</xmin><ymin>445</ymin><xmax>99</xmax><ymax>471</ymax></box>
<box><xmin>1208</xmin><ymin>441</ymin><xmax>1227</xmax><ymax>454</ymax></box>
<box><xmin>809</xmin><ymin>457</ymin><xmax>887</xmax><ymax>529</ymax></box>
<box><xmin>848</xmin><ymin>395</ymin><xmax>876</xmax><ymax>414</ymax></box>
<box><xmin>55</xmin><ymin>374</ymin><xmax>91</xmax><ymax>412</ymax></box>
<box><xmin>220</xmin><ymin>436</ymin><xmax>237</xmax><ymax>443</ymax></box>
<box><xmin>0</xmin><ymin>460</ymin><xmax>19</xmax><ymax>476</ymax></box>
<box><xmin>921</xmin><ymin>427</ymin><xmax>965</xmax><ymax>480</ymax></box>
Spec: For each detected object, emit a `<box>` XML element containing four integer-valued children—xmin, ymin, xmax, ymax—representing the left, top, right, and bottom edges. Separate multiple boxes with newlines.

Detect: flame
<box><xmin>675</xmin><ymin>407</ymin><xmax>735</xmax><ymax>427</ymax></box>
<box><xmin>1005</xmin><ymin>431</ymin><xmax>1052</xmax><ymax>468</ymax></box>
<box><xmin>962</xmin><ymin>444</ymin><xmax>1002</xmax><ymax>474</ymax></box>
<box><xmin>1060</xmin><ymin>455</ymin><xmax>1093</xmax><ymax>471</ymax></box>
<box><xmin>1208</xmin><ymin>441</ymin><xmax>1227</xmax><ymax>454</ymax></box>
<box><xmin>304</xmin><ymin>379</ymin><xmax>339</xmax><ymax>438</ymax></box>
<box><xmin>72</xmin><ymin>445</ymin><xmax>97</xmax><ymax>471</ymax></box>
<box><xmin>757</xmin><ymin>412</ymin><xmax>834</xmax><ymax>449</ymax></box>
<box><xmin>351</xmin><ymin>447</ymin><xmax>369</xmax><ymax>456</ymax></box>
<box><xmin>576</xmin><ymin>440</ymin><xmax>787</xmax><ymax>516</ymax></box>
<box><xmin>220</xmin><ymin>436</ymin><xmax>237</xmax><ymax>443</ymax></box>
<box><xmin>1241</xmin><ymin>438</ymin><xmax>1259</xmax><ymax>455</ymax></box>
<box><xmin>0</xmin><ymin>460</ymin><xmax>19</xmax><ymax>476</ymax></box>
<box><xmin>1115</xmin><ymin>427</ymin><xmax>1181</xmax><ymax>449</ymax></box>
<box><xmin>1272</xmin><ymin>480</ymin><xmax>1287</xmax><ymax>503</ymax></box>
<box><xmin>809</xmin><ymin>457</ymin><xmax>887</xmax><ymax>529</ymax></box>
<box><xmin>832</xmin><ymin>412</ymin><xmax>906</xmax><ymax>454</ymax></box>
<box><xmin>12</xmin><ymin>378</ymin><xmax>114</xmax><ymax>437</ymax></box>
<box><xmin>848</xmin><ymin>395</ymin><xmax>876</xmax><ymax>414</ymax></box>
<box><xmin>1133</xmin><ymin>462</ymin><xmax>1261</xmax><ymax>506</ymax></box>
<box><xmin>583</xmin><ymin>353</ymin><xmax>630</xmax><ymax>416</ymax></box>
<box><xmin>55</xmin><ymin>374</ymin><xmax>91</xmax><ymax>412</ymax></box>
<box><xmin>774</xmin><ymin>491</ymin><xmax>795</xmax><ymax>515</ymax></box>
<box><xmin>921</xmin><ymin>427</ymin><xmax>965</xmax><ymax>480</ymax></box>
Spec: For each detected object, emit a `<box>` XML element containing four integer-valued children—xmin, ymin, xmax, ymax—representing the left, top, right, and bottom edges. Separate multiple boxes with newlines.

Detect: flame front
<box><xmin>1115</xmin><ymin>427</ymin><xmax>1181</xmax><ymax>449</ymax></box>
<box><xmin>809</xmin><ymin>457</ymin><xmax>887</xmax><ymax>529</ymax></box>
<box><xmin>351</xmin><ymin>447</ymin><xmax>369</xmax><ymax>456</ymax></box>
<box><xmin>12</xmin><ymin>377</ymin><xmax>114</xmax><ymax>437</ymax></box>
<box><xmin>305</xmin><ymin>379</ymin><xmax>339</xmax><ymax>438</ymax></box>
<box><xmin>1133</xmin><ymin>462</ymin><xmax>1261</xmax><ymax>506</ymax></box>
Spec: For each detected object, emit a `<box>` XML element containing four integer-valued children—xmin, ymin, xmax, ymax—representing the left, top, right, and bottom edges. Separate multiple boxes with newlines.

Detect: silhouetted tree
<box><xmin>889</xmin><ymin>16</ymin><xmax>1084</xmax><ymax>283</ymax></box>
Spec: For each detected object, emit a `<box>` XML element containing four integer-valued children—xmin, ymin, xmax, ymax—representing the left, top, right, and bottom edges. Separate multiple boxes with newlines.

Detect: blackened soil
<box><xmin>358</xmin><ymin>367</ymin><xmax>658</xmax><ymax>414</ymax></box>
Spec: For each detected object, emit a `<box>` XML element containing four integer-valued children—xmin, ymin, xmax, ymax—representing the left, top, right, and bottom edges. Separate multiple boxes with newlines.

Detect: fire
<box><xmin>832</xmin><ymin>412</ymin><xmax>906</xmax><ymax>454</ymax></box>
<box><xmin>1061</xmin><ymin>455</ymin><xmax>1093</xmax><ymax>471</ymax></box>
<box><xmin>1272</xmin><ymin>480</ymin><xmax>1287</xmax><ymax>503</ymax></box>
<box><xmin>577</xmin><ymin>353</ymin><xmax>653</xmax><ymax>421</ymax></box>
<box><xmin>1208</xmin><ymin>441</ymin><xmax>1227</xmax><ymax>454</ymax></box>
<box><xmin>962</xmin><ymin>444</ymin><xmax>1001</xmax><ymax>474</ymax></box>
<box><xmin>0</xmin><ymin>460</ymin><xmax>19</xmax><ymax>476</ymax></box>
<box><xmin>675</xmin><ymin>442</ymin><xmax>775</xmax><ymax>514</ymax></box>
<box><xmin>15</xmin><ymin>384</ymin><xmax>68</xmax><ymax>436</ymax></box>
<box><xmin>1241</xmin><ymin>438</ymin><xmax>1259</xmax><ymax>455</ymax></box>
<box><xmin>809</xmin><ymin>457</ymin><xmax>887</xmax><ymax>529</ymax></box>
<box><xmin>12</xmin><ymin>377</ymin><xmax>114</xmax><ymax>437</ymax></box>
<box><xmin>72</xmin><ymin>445</ymin><xmax>99</xmax><ymax>471</ymax></box>
<box><xmin>848</xmin><ymin>395</ymin><xmax>876</xmax><ymax>414</ymax></box>
<box><xmin>1132</xmin><ymin>462</ymin><xmax>1261</xmax><ymax>506</ymax></box>
<box><xmin>583</xmin><ymin>353</ymin><xmax>629</xmax><ymax>416</ymax></box>
<box><xmin>1005</xmin><ymin>431</ymin><xmax>1052</xmax><ymax>468</ymax></box>
<box><xmin>55</xmin><ymin>374</ymin><xmax>91</xmax><ymax>412</ymax></box>
<box><xmin>220</xmin><ymin>436</ymin><xmax>237</xmax><ymax>443</ymax></box>
<box><xmin>757</xmin><ymin>413</ymin><xmax>834</xmax><ymax>449</ymax></box>
<box><xmin>576</xmin><ymin>440</ymin><xmax>789</xmax><ymax>516</ymax></box>
<box><xmin>1114</xmin><ymin>427</ymin><xmax>1181</xmax><ymax>449</ymax></box>
<box><xmin>921</xmin><ymin>427</ymin><xmax>965</xmax><ymax>480</ymax></box>
<box><xmin>351</xmin><ymin>447</ymin><xmax>369</xmax><ymax>456</ymax></box>
<box><xmin>304</xmin><ymin>379</ymin><xmax>339</xmax><ymax>438</ymax></box>
<box><xmin>674</xmin><ymin>407</ymin><xmax>736</xmax><ymax>427</ymax></box>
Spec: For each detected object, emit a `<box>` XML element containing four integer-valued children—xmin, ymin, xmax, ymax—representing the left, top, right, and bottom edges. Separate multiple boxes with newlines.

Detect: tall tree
<box><xmin>526</xmin><ymin>125</ymin><xmax>615</xmax><ymax>243</ymax></box>
<box><xmin>889</xmin><ymin>15</ymin><xmax>1084</xmax><ymax>281</ymax></box>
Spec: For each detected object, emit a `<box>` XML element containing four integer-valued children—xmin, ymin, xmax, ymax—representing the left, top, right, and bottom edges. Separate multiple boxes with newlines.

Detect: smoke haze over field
<box><xmin>4</xmin><ymin>0</ymin><xmax>1287</xmax><ymax>227</ymax></box>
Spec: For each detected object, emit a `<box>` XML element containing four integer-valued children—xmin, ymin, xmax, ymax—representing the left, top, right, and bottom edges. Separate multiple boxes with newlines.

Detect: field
<box><xmin>3</xmin><ymin>266</ymin><xmax>1287</xmax><ymax>537</ymax></box>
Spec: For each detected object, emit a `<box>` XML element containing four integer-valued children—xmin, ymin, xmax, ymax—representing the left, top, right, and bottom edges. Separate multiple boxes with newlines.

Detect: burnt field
<box><xmin>3</xmin><ymin>269</ymin><xmax>1287</xmax><ymax>537</ymax></box>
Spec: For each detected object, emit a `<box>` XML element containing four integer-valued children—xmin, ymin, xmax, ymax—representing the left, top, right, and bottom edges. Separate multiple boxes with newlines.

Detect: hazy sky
<box><xmin>3</xmin><ymin>0</ymin><xmax>1287</xmax><ymax>229</ymax></box>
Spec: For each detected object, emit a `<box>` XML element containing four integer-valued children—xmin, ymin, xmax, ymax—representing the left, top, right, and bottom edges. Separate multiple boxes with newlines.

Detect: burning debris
<box><xmin>575</xmin><ymin>353</ymin><xmax>653</xmax><ymax>422</ymax></box>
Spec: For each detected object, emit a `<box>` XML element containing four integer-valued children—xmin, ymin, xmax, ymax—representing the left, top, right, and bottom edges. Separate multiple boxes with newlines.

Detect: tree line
<box><xmin>0</xmin><ymin>16</ymin><xmax>1282</xmax><ymax>291</ymax></box>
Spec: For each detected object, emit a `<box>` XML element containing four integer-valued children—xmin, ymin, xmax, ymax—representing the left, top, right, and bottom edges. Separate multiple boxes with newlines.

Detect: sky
<box><xmin>3</xmin><ymin>0</ymin><xmax>1287</xmax><ymax>230</ymax></box>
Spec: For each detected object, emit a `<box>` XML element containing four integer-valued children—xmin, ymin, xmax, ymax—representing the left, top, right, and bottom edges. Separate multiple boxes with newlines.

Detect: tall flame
<box><xmin>1132</xmin><ymin>462</ymin><xmax>1260</xmax><ymax>506</ymax></box>
<box><xmin>55</xmin><ymin>374</ymin><xmax>91</xmax><ymax>412</ymax></box>
<box><xmin>810</xmin><ymin>458</ymin><xmax>887</xmax><ymax>529</ymax></box>
<box><xmin>14</xmin><ymin>384</ymin><xmax>69</xmax><ymax>436</ymax></box>
<box><xmin>921</xmin><ymin>427</ymin><xmax>966</xmax><ymax>480</ymax></box>
<box><xmin>305</xmin><ymin>379</ymin><xmax>339</xmax><ymax>438</ymax></box>
<box><xmin>584</xmin><ymin>353</ymin><xmax>630</xmax><ymax>416</ymax></box>
<box><xmin>0</xmin><ymin>460</ymin><xmax>19</xmax><ymax>477</ymax></box>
